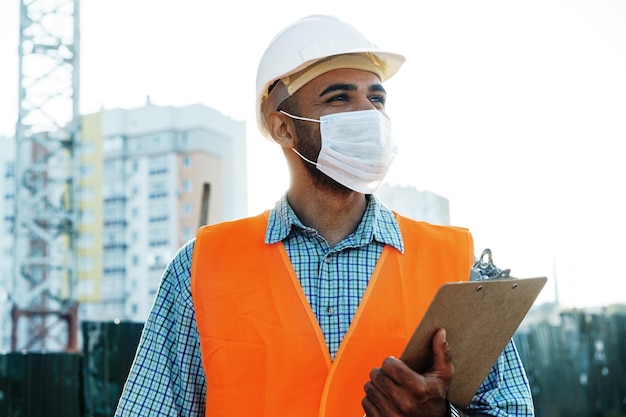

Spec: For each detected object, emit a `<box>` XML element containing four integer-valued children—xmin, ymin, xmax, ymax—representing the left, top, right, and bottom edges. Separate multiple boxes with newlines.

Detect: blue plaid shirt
<box><xmin>115</xmin><ymin>195</ymin><xmax>534</xmax><ymax>416</ymax></box>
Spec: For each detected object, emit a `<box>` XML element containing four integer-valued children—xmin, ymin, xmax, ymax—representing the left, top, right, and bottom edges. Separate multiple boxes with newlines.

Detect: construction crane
<box><xmin>11</xmin><ymin>0</ymin><xmax>80</xmax><ymax>352</ymax></box>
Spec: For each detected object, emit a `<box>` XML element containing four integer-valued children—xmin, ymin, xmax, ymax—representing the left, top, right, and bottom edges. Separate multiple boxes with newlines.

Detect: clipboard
<box><xmin>399</xmin><ymin>276</ymin><xmax>547</xmax><ymax>408</ymax></box>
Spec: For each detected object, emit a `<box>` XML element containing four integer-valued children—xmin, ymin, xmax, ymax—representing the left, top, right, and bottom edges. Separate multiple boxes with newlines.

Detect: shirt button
<box><xmin>326</xmin><ymin>307</ymin><xmax>335</xmax><ymax>316</ymax></box>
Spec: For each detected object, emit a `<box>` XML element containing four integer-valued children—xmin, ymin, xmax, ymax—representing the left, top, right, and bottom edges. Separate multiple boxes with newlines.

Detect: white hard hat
<box><xmin>256</xmin><ymin>14</ymin><xmax>405</xmax><ymax>138</ymax></box>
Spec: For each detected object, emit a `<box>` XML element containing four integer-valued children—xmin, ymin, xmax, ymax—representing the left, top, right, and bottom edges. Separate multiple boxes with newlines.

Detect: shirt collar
<box><xmin>265</xmin><ymin>193</ymin><xmax>404</xmax><ymax>253</ymax></box>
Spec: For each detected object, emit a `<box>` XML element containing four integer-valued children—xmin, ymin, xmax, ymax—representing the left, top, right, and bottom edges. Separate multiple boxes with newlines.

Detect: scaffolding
<box><xmin>11</xmin><ymin>0</ymin><xmax>80</xmax><ymax>352</ymax></box>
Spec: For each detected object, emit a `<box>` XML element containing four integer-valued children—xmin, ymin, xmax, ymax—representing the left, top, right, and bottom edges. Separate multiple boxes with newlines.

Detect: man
<box><xmin>115</xmin><ymin>15</ymin><xmax>534</xmax><ymax>417</ymax></box>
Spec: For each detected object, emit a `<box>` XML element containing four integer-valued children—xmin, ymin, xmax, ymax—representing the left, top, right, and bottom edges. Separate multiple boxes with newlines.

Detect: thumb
<box><xmin>431</xmin><ymin>328</ymin><xmax>454</xmax><ymax>383</ymax></box>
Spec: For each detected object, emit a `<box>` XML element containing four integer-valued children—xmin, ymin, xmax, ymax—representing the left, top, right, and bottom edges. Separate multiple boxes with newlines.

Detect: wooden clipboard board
<box><xmin>399</xmin><ymin>277</ymin><xmax>547</xmax><ymax>408</ymax></box>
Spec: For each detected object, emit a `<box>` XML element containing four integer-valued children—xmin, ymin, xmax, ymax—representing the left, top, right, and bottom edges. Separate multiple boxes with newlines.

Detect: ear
<box><xmin>267</xmin><ymin>111</ymin><xmax>296</xmax><ymax>147</ymax></box>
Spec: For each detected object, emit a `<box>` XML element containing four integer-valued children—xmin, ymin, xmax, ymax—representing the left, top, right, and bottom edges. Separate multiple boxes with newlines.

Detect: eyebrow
<box><xmin>319</xmin><ymin>83</ymin><xmax>386</xmax><ymax>97</ymax></box>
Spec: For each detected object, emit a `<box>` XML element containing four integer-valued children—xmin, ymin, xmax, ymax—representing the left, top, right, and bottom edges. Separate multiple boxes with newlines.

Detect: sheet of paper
<box><xmin>399</xmin><ymin>277</ymin><xmax>547</xmax><ymax>407</ymax></box>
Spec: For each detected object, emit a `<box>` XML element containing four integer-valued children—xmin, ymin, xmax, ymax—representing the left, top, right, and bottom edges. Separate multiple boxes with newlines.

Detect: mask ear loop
<box><xmin>279</xmin><ymin>110</ymin><xmax>321</xmax><ymax>123</ymax></box>
<box><xmin>279</xmin><ymin>110</ymin><xmax>324</xmax><ymax>168</ymax></box>
<box><xmin>291</xmin><ymin>148</ymin><xmax>322</xmax><ymax>168</ymax></box>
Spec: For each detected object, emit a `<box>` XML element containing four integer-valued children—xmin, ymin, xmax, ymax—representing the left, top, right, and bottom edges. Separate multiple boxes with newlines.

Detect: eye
<box><xmin>369</xmin><ymin>94</ymin><xmax>386</xmax><ymax>106</ymax></box>
<box><xmin>326</xmin><ymin>93</ymin><xmax>349</xmax><ymax>103</ymax></box>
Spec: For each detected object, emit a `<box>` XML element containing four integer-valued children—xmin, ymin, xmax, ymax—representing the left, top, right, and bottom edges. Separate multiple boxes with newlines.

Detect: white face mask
<box><xmin>280</xmin><ymin>109</ymin><xmax>398</xmax><ymax>194</ymax></box>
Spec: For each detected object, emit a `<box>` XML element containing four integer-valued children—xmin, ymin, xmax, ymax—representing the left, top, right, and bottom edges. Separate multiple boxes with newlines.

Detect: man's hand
<box><xmin>362</xmin><ymin>328</ymin><xmax>454</xmax><ymax>417</ymax></box>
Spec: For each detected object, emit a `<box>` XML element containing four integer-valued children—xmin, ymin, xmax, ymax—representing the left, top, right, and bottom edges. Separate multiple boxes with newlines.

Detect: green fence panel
<box><xmin>81</xmin><ymin>321</ymin><xmax>143</xmax><ymax>417</ymax></box>
<box><xmin>514</xmin><ymin>312</ymin><xmax>626</xmax><ymax>417</ymax></box>
<box><xmin>0</xmin><ymin>352</ymin><xmax>82</xmax><ymax>417</ymax></box>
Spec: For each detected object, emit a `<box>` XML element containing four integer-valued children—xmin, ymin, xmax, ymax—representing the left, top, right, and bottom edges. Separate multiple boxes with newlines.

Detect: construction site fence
<box><xmin>0</xmin><ymin>312</ymin><xmax>625</xmax><ymax>416</ymax></box>
<box><xmin>0</xmin><ymin>321</ymin><xmax>142</xmax><ymax>417</ymax></box>
<box><xmin>513</xmin><ymin>311</ymin><xmax>626</xmax><ymax>417</ymax></box>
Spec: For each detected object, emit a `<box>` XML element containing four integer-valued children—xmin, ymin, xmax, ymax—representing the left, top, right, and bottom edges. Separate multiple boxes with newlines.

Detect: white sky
<box><xmin>1</xmin><ymin>1</ymin><xmax>625</xmax><ymax>308</ymax></box>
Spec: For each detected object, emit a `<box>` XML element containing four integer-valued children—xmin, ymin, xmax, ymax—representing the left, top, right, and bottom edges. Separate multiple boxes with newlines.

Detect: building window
<box><xmin>103</xmin><ymin>135</ymin><xmax>124</xmax><ymax>153</ymax></box>
<box><xmin>3</xmin><ymin>216</ymin><xmax>15</xmax><ymax>233</ymax></box>
<box><xmin>79</xmin><ymin>256</ymin><xmax>94</xmax><ymax>272</ymax></box>
<box><xmin>182</xmin><ymin>155</ymin><xmax>191</xmax><ymax>168</ymax></box>
<box><xmin>80</xmin><ymin>210</ymin><xmax>94</xmax><ymax>224</ymax></box>
<box><xmin>149</xmin><ymin>180</ymin><xmax>168</xmax><ymax>199</ymax></box>
<box><xmin>78</xmin><ymin>279</ymin><xmax>94</xmax><ymax>296</ymax></box>
<box><xmin>80</xmin><ymin>164</ymin><xmax>94</xmax><ymax>177</ymax></box>
<box><xmin>149</xmin><ymin>203</ymin><xmax>168</xmax><ymax>223</ymax></box>
<box><xmin>149</xmin><ymin>154</ymin><xmax>168</xmax><ymax>175</ymax></box>
<box><xmin>183</xmin><ymin>226</ymin><xmax>193</xmax><ymax>242</ymax></box>
<box><xmin>127</xmin><ymin>137</ymin><xmax>140</xmax><ymax>151</ymax></box>
<box><xmin>78</xmin><ymin>233</ymin><xmax>94</xmax><ymax>248</ymax></box>
<box><xmin>80</xmin><ymin>141</ymin><xmax>94</xmax><ymax>156</ymax></box>
<box><xmin>183</xmin><ymin>202</ymin><xmax>192</xmax><ymax>217</ymax></box>
<box><xmin>104</xmin><ymin>159</ymin><xmax>122</xmax><ymax>177</ymax></box>
<box><xmin>148</xmin><ymin>226</ymin><xmax>168</xmax><ymax>247</ymax></box>
<box><xmin>80</xmin><ymin>186</ymin><xmax>94</xmax><ymax>201</ymax></box>
<box><xmin>148</xmin><ymin>239</ymin><xmax>168</xmax><ymax>248</ymax></box>
<box><xmin>4</xmin><ymin>162</ymin><xmax>14</xmax><ymax>178</ymax></box>
<box><xmin>182</xmin><ymin>179</ymin><xmax>192</xmax><ymax>192</ymax></box>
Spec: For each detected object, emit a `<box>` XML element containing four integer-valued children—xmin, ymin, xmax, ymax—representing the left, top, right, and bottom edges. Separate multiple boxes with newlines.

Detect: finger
<box><xmin>366</xmin><ymin>366</ymin><xmax>398</xmax><ymax>403</ymax></box>
<box><xmin>361</xmin><ymin>393</ymin><xmax>382</xmax><ymax>417</ymax></box>
<box><xmin>363</xmin><ymin>378</ymin><xmax>389</xmax><ymax>417</ymax></box>
<box><xmin>431</xmin><ymin>328</ymin><xmax>454</xmax><ymax>383</ymax></box>
<box><xmin>375</xmin><ymin>357</ymin><xmax>426</xmax><ymax>410</ymax></box>
<box><xmin>378</xmin><ymin>356</ymin><xmax>421</xmax><ymax>388</ymax></box>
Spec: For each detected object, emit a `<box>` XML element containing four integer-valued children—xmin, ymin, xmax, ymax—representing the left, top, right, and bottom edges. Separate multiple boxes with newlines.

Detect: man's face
<box><xmin>290</xmin><ymin>69</ymin><xmax>387</xmax><ymax>191</ymax></box>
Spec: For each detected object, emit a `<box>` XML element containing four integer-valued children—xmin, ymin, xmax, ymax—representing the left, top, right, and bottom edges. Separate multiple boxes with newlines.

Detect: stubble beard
<box><xmin>294</xmin><ymin>121</ymin><xmax>351</xmax><ymax>194</ymax></box>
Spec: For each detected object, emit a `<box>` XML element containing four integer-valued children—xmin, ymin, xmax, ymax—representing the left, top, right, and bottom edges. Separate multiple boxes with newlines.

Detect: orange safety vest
<box><xmin>191</xmin><ymin>211</ymin><xmax>473</xmax><ymax>417</ymax></box>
